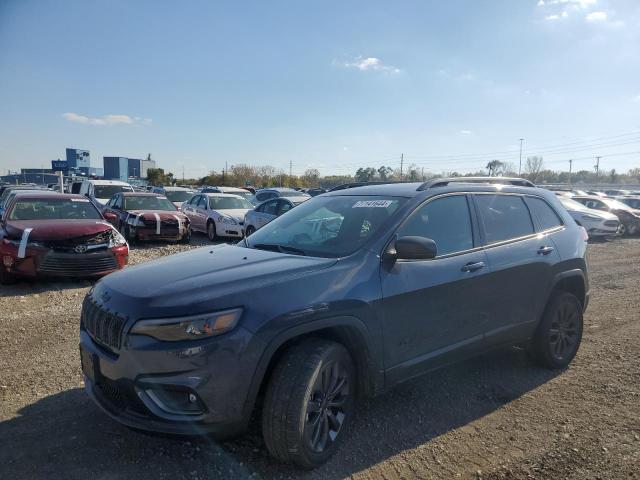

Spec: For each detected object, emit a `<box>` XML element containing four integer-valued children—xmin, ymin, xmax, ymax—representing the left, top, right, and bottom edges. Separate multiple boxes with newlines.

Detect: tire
<box><xmin>207</xmin><ymin>221</ymin><xmax>218</xmax><ymax>242</ymax></box>
<box><xmin>178</xmin><ymin>228</ymin><xmax>191</xmax><ymax>244</ymax></box>
<box><xmin>0</xmin><ymin>268</ymin><xmax>17</xmax><ymax>285</ymax></box>
<box><xmin>619</xmin><ymin>223</ymin><xmax>627</xmax><ymax>237</ymax></box>
<box><xmin>529</xmin><ymin>292</ymin><xmax>583</xmax><ymax>369</ymax></box>
<box><xmin>262</xmin><ymin>339</ymin><xmax>355</xmax><ymax>469</ymax></box>
<box><xmin>124</xmin><ymin>225</ymin><xmax>138</xmax><ymax>245</ymax></box>
<box><xmin>245</xmin><ymin>225</ymin><xmax>256</xmax><ymax>237</ymax></box>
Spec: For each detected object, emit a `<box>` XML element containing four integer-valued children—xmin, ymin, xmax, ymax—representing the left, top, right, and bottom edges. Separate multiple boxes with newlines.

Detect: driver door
<box><xmin>380</xmin><ymin>194</ymin><xmax>492</xmax><ymax>385</ymax></box>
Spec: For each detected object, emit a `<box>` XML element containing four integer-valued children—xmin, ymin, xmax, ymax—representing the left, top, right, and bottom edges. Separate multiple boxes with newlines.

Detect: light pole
<box><xmin>518</xmin><ymin>138</ymin><xmax>524</xmax><ymax>176</ymax></box>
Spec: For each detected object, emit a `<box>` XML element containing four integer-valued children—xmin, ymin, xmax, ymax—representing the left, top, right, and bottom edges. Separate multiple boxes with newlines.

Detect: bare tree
<box><xmin>525</xmin><ymin>156</ymin><xmax>544</xmax><ymax>181</ymax></box>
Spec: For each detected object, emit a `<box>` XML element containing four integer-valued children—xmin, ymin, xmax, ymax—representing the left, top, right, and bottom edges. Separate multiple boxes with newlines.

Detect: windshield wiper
<box><xmin>251</xmin><ymin>243</ymin><xmax>307</xmax><ymax>256</ymax></box>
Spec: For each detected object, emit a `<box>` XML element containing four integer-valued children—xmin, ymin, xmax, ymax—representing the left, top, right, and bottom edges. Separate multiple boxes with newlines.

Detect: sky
<box><xmin>1</xmin><ymin>0</ymin><xmax>640</xmax><ymax>179</ymax></box>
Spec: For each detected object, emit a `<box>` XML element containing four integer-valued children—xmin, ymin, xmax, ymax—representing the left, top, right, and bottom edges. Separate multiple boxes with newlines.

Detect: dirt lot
<box><xmin>1</xmin><ymin>235</ymin><xmax>639</xmax><ymax>479</ymax></box>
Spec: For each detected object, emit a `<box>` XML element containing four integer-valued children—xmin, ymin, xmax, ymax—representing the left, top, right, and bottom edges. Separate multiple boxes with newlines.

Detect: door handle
<box><xmin>461</xmin><ymin>261</ymin><xmax>485</xmax><ymax>272</ymax></box>
<box><xmin>537</xmin><ymin>246</ymin><xmax>554</xmax><ymax>255</ymax></box>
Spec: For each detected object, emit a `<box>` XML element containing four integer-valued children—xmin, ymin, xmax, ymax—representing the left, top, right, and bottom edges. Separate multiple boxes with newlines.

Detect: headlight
<box><xmin>108</xmin><ymin>229</ymin><xmax>127</xmax><ymax>247</ymax></box>
<box><xmin>218</xmin><ymin>215</ymin><xmax>237</xmax><ymax>225</ymax></box>
<box><xmin>128</xmin><ymin>216</ymin><xmax>145</xmax><ymax>227</ymax></box>
<box><xmin>580</xmin><ymin>213</ymin><xmax>601</xmax><ymax>221</ymax></box>
<box><xmin>129</xmin><ymin>308</ymin><xmax>243</xmax><ymax>341</ymax></box>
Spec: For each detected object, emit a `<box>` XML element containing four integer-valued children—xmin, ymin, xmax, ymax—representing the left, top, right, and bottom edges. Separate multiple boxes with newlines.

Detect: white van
<box><xmin>79</xmin><ymin>180</ymin><xmax>134</xmax><ymax>207</ymax></box>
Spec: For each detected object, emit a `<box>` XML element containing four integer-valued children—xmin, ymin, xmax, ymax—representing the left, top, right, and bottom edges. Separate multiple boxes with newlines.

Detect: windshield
<box><xmin>164</xmin><ymin>190</ymin><xmax>195</xmax><ymax>202</ymax></box>
<box><xmin>247</xmin><ymin>195</ymin><xmax>406</xmax><ymax>258</ymax></box>
<box><xmin>209</xmin><ymin>196</ymin><xmax>253</xmax><ymax>210</ymax></box>
<box><xmin>559</xmin><ymin>197</ymin><xmax>591</xmax><ymax>211</ymax></box>
<box><xmin>280</xmin><ymin>190</ymin><xmax>310</xmax><ymax>198</ymax></box>
<box><xmin>619</xmin><ymin>198</ymin><xmax>640</xmax><ymax>209</ymax></box>
<box><xmin>9</xmin><ymin>198</ymin><xmax>102</xmax><ymax>220</ymax></box>
<box><xmin>602</xmin><ymin>198</ymin><xmax>634</xmax><ymax>211</ymax></box>
<box><xmin>227</xmin><ymin>190</ymin><xmax>254</xmax><ymax>201</ymax></box>
<box><xmin>95</xmin><ymin>185</ymin><xmax>133</xmax><ymax>198</ymax></box>
<box><xmin>124</xmin><ymin>196</ymin><xmax>177</xmax><ymax>211</ymax></box>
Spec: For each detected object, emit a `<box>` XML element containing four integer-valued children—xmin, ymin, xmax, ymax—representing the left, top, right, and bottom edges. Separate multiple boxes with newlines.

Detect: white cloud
<box><xmin>633</xmin><ymin>94</ymin><xmax>640</xmax><ymax>103</ymax></box>
<box><xmin>538</xmin><ymin>0</ymin><xmax>597</xmax><ymax>7</ymax></box>
<box><xmin>338</xmin><ymin>56</ymin><xmax>401</xmax><ymax>74</ymax></box>
<box><xmin>62</xmin><ymin>112</ymin><xmax>152</xmax><ymax>126</ymax></box>
<box><xmin>585</xmin><ymin>10</ymin><xmax>607</xmax><ymax>21</ymax></box>
<box><xmin>460</xmin><ymin>130</ymin><xmax>473</xmax><ymax>135</ymax></box>
<box><xmin>545</xmin><ymin>11</ymin><xmax>569</xmax><ymax>20</ymax></box>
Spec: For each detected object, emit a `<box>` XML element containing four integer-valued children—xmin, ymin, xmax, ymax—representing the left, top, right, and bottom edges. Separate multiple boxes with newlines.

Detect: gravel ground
<box><xmin>1</xmin><ymin>234</ymin><xmax>639</xmax><ymax>479</ymax></box>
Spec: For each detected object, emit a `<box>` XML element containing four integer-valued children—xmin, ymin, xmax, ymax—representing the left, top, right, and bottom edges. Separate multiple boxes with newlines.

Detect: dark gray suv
<box><xmin>79</xmin><ymin>178</ymin><xmax>589</xmax><ymax>469</ymax></box>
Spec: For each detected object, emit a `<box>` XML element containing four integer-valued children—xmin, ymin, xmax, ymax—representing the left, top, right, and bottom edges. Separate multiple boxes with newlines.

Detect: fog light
<box><xmin>3</xmin><ymin>255</ymin><xmax>13</xmax><ymax>267</ymax></box>
<box><xmin>188</xmin><ymin>393</ymin><xmax>197</xmax><ymax>403</ymax></box>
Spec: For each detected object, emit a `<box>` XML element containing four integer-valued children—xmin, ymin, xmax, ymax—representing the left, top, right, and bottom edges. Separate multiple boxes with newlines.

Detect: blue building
<box><xmin>60</xmin><ymin>148</ymin><xmax>102</xmax><ymax>177</ymax></box>
<box><xmin>103</xmin><ymin>157</ymin><xmax>130</xmax><ymax>181</ymax></box>
<box><xmin>128</xmin><ymin>158</ymin><xmax>142</xmax><ymax>178</ymax></box>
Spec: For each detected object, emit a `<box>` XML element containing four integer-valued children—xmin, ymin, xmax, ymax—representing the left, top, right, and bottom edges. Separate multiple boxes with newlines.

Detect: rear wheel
<box><xmin>207</xmin><ymin>221</ymin><xmax>218</xmax><ymax>242</ymax></box>
<box><xmin>530</xmin><ymin>292</ymin><xmax>583</xmax><ymax>369</ymax></box>
<box><xmin>262</xmin><ymin>339</ymin><xmax>355</xmax><ymax>469</ymax></box>
<box><xmin>245</xmin><ymin>225</ymin><xmax>256</xmax><ymax>237</ymax></box>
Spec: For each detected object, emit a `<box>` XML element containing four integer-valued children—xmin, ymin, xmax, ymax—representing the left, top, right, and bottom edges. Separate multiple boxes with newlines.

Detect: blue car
<box><xmin>79</xmin><ymin>177</ymin><xmax>589</xmax><ymax>469</ymax></box>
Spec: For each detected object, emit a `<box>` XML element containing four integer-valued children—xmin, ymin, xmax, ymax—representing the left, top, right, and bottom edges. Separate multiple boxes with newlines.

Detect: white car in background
<box><xmin>79</xmin><ymin>179</ymin><xmax>134</xmax><ymax>207</ymax></box>
<box><xmin>199</xmin><ymin>186</ymin><xmax>256</xmax><ymax>204</ymax></box>
<box><xmin>558</xmin><ymin>196</ymin><xmax>620</xmax><ymax>239</ymax></box>
<box><xmin>151</xmin><ymin>186</ymin><xmax>196</xmax><ymax>209</ymax></box>
<box><xmin>181</xmin><ymin>193</ymin><xmax>254</xmax><ymax>241</ymax></box>
<box><xmin>244</xmin><ymin>195</ymin><xmax>309</xmax><ymax>236</ymax></box>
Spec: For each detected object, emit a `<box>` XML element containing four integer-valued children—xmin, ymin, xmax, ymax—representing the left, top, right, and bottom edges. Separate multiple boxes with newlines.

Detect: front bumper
<box><xmin>79</xmin><ymin>323</ymin><xmax>265</xmax><ymax>438</ymax></box>
<box><xmin>131</xmin><ymin>226</ymin><xmax>189</xmax><ymax>242</ymax></box>
<box><xmin>216</xmin><ymin>222</ymin><xmax>244</xmax><ymax>238</ymax></box>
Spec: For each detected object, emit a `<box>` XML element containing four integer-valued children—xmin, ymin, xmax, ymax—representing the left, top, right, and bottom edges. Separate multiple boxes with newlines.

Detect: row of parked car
<box><xmin>2</xmin><ymin>178</ymin><xmax>639</xmax><ymax>285</ymax></box>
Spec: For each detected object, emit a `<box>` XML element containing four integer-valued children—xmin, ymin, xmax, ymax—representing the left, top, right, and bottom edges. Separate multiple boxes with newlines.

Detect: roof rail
<box><xmin>417</xmin><ymin>176</ymin><xmax>536</xmax><ymax>191</ymax></box>
<box><xmin>328</xmin><ymin>181</ymin><xmax>398</xmax><ymax>192</ymax></box>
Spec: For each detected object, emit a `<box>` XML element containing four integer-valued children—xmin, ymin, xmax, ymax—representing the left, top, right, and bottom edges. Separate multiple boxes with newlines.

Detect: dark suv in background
<box><xmin>79</xmin><ymin>177</ymin><xmax>588</xmax><ymax>469</ymax></box>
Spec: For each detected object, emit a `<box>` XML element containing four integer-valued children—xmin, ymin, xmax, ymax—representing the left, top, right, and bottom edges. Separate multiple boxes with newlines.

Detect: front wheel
<box><xmin>207</xmin><ymin>221</ymin><xmax>217</xmax><ymax>242</ymax></box>
<box><xmin>262</xmin><ymin>339</ymin><xmax>355</xmax><ymax>469</ymax></box>
<box><xmin>529</xmin><ymin>292</ymin><xmax>583</xmax><ymax>369</ymax></box>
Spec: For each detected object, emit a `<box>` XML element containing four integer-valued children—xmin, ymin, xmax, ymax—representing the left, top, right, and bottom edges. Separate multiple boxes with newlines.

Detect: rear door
<box><xmin>473</xmin><ymin>193</ymin><xmax>561</xmax><ymax>345</ymax></box>
<box><xmin>380</xmin><ymin>194</ymin><xmax>493</xmax><ymax>384</ymax></box>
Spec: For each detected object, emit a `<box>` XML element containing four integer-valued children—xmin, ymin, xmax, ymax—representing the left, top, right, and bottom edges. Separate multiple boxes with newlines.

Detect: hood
<box><xmin>214</xmin><ymin>208</ymin><xmax>252</xmax><ymax>222</ymax></box>
<box><xmin>5</xmin><ymin>219</ymin><xmax>113</xmax><ymax>241</ymax></box>
<box><xmin>93</xmin><ymin>243</ymin><xmax>337</xmax><ymax>316</ymax></box>
<box><xmin>127</xmin><ymin>209</ymin><xmax>186</xmax><ymax>219</ymax></box>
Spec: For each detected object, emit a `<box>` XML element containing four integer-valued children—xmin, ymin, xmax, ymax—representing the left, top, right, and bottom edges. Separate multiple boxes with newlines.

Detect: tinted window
<box><xmin>209</xmin><ymin>196</ymin><xmax>253</xmax><ymax>210</ymax></box>
<box><xmin>197</xmin><ymin>196</ymin><xmax>208</xmax><ymax>209</ymax></box>
<box><xmin>398</xmin><ymin>195</ymin><xmax>473</xmax><ymax>256</ymax></box>
<box><xmin>94</xmin><ymin>185</ymin><xmax>134</xmax><ymax>198</ymax></box>
<box><xmin>263</xmin><ymin>199</ymin><xmax>278</xmax><ymax>215</ymax></box>
<box><xmin>114</xmin><ymin>195</ymin><xmax>123</xmax><ymax>209</ymax></box>
<box><xmin>124</xmin><ymin>196</ymin><xmax>176</xmax><ymax>211</ymax></box>
<box><xmin>9</xmin><ymin>198</ymin><xmax>102</xmax><ymax>220</ymax></box>
<box><xmin>525</xmin><ymin>197</ymin><xmax>562</xmax><ymax>231</ymax></box>
<box><xmin>277</xmin><ymin>200</ymin><xmax>293</xmax><ymax>215</ymax></box>
<box><xmin>476</xmin><ymin>195</ymin><xmax>534</xmax><ymax>244</ymax></box>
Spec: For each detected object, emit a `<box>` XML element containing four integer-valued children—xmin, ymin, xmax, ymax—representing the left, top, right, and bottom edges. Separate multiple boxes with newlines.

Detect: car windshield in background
<box><xmin>280</xmin><ymin>190</ymin><xmax>310</xmax><ymax>198</ymax></box>
<box><xmin>124</xmin><ymin>196</ymin><xmax>176</xmax><ymax>211</ymax></box>
<box><xmin>164</xmin><ymin>190</ymin><xmax>195</xmax><ymax>202</ymax></box>
<box><xmin>209</xmin><ymin>196</ymin><xmax>253</xmax><ymax>210</ymax></box>
<box><xmin>9</xmin><ymin>199</ymin><xmax>101</xmax><ymax>220</ymax></box>
<box><xmin>230</xmin><ymin>191</ymin><xmax>254</xmax><ymax>201</ymax></box>
<box><xmin>560</xmin><ymin>197</ymin><xmax>591</xmax><ymax>211</ymax></box>
<box><xmin>95</xmin><ymin>185</ymin><xmax>133</xmax><ymax>198</ymax></box>
<box><xmin>602</xmin><ymin>198</ymin><xmax>635</xmax><ymax>211</ymax></box>
<box><xmin>247</xmin><ymin>195</ymin><xmax>406</xmax><ymax>258</ymax></box>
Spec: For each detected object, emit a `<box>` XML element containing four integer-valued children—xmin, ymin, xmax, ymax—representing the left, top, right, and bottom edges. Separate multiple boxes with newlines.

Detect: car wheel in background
<box><xmin>262</xmin><ymin>339</ymin><xmax>355</xmax><ymax>469</ymax></box>
<box><xmin>178</xmin><ymin>228</ymin><xmax>191</xmax><ymax>245</ymax></box>
<box><xmin>530</xmin><ymin>292</ymin><xmax>583</xmax><ymax>369</ymax></box>
<box><xmin>124</xmin><ymin>225</ymin><xmax>138</xmax><ymax>245</ymax></box>
<box><xmin>207</xmin><ymin>221</ymin><xmax>217</xmax><ymax>242</ymax></box>
<box><xmin>245</xmin><ymin>225</ymin><xmax>256</xmax><ymax>237</ymax></box>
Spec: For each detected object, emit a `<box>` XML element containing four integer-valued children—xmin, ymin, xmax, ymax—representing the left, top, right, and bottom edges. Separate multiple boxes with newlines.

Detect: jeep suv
<box><xmin>79</xmin><ymin>178</ymin><xmax>589</xmax><ymax>469</ymax></box>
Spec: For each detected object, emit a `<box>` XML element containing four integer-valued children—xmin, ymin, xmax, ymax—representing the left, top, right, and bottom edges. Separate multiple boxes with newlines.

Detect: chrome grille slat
<box><xmin>81</xmin><ymin>298</ymin><xmax>126</xmax><ymax>351</ymax></box>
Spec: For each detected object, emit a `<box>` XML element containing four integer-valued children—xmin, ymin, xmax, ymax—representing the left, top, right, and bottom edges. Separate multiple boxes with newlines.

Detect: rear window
<box><xmin>525</xmin><ymin>197</ymin><xmax>563</xmax><ymax>231</ymax></box>
<box><xmin>9</xmin><ymin>198</ymin><xmax>102</xmax><ymax>220</ymax></box>
<box><xmin>475</xmin><ymin>194</ymin><xmax>534</xmax><ymax>244</ymax></box>
<box><xmin>94</xmin><ymin>185</ymin><xmax>133</xmax><ymax>198</ymax></box>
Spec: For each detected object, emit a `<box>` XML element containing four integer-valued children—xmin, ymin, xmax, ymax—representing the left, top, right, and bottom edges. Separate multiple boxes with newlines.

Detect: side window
<box><xmin>197</xmin><ymin>196</ymin><xmax>208</xmax><ymax>209</ymax></box>
<box><xmin>114</xmin><ymin>195</ymin><xmax>123</xmax><ymax>209</ymax></box>
<box><xmin>525</xmin><ymin>197</ymin><xmax>562</xmax><ymax>231</ymax></box>
<box><xmin>397</xmin><ymin>195</ymin><xmax>474</xmax><ymax>256</ymax></box>
<box><xmin>256</xmin><ymin>192</ymin><xmax>267</xmax><ymax>202</ymax></box>
<box><xmin>263</xmin><ymin>199</ymin><xmax>278</xmax><ymax>216</ymax></box>
<box><xmin>189</xmin><ymin>195</ymin><xmax>199</xmax><ymax>205</ymax></box>
<box><xmin>475</xmin><ymin>194</ymin><xmax>534</xmax><ymax>244</ymax></box>
<box><xmin>277</xmin><ymin>200</ymin><xmax>293</xmax><ymax>216</ymax></box>
<box><xmin>105</xmin><ymin>197</ymin><xmax>114</xmax><ymax>208</ymax></box>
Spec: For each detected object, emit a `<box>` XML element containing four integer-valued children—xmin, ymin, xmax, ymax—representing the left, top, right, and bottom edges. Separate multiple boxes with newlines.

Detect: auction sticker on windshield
<box><xmin>352</xmin><ymin>200</ymin><xmax>393</xmax><ymax>208</ymax></box>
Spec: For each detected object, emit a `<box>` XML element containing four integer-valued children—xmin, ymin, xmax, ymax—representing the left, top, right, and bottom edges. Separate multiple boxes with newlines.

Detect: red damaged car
<box><xmin>102</xmin><ymin>192</ymin><xmax>191</xmax><ymax>244</ymax></box>
<box><xmin>0</xmin><ymin>193</ymin><xmax>128</xmax><ymax>284</ymax></box>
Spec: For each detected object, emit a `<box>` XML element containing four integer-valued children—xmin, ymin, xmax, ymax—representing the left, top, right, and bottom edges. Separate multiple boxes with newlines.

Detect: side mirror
<box><xmin>391</xmin><ymin>236</ymin><xmax>438</xmax><ymax>260</ymax></box>
<box><xmin>103</xmin><ymin>212</ymin><xmax>118</xmax><ymax>223</ymax></box>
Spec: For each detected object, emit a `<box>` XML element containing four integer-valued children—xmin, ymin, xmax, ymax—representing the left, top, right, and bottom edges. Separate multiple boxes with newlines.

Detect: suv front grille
<box><xmin>82</xmin><ymin>298</ymin><xmax>127</xmax><ymax>351</ymax></box>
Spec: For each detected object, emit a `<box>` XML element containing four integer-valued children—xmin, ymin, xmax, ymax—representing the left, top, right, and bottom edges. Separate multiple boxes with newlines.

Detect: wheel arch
<box><xmin>243</xmin><ymin>315</ymin><xmax>383</xmax><ymax>420</ymax></box>
<box><xmin>550</xmin><ymin>269</ymin><xmax>587</xmax><ymax>310</ymax></box>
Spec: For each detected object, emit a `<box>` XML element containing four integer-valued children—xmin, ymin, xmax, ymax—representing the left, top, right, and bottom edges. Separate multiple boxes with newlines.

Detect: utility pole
<box><xmin>400</xmin><ymin>153</ymin><xmax>404</xmax><ymax>182</ymax></box>
<box><xmin>594</xmin><ymin>156</ymin><xmax>600</xmax><ymax>186</ymax></box>
<box><xmin>568</xmin><ymin>159</ymin><xmax>573</xmax><ymax>187</ymax></box>
<box><xmin>289</xmin><ymin>159</ymin><xmax>292</xmax><ymax>187</ymax></box>
<box><xmin>421</xmin><ymin>167</ymin><xmax>425</xmax><ymax>181</ymax></box>
<box><xmin>182</xmin><ymin>165</ymin><xmax>185</xmax><ymax>183</ymax></box>
<box><xmin>518</xmin><ymin>138</ymin><xmax>524</xmax><ymax>176</ymax></box>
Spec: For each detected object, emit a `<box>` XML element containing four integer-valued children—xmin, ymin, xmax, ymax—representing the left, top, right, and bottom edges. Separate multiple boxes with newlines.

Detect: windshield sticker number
<box><xmin>352</xmin><ymin>200</ymin><xmax>393</xmax><ymax>208</ymax></box>
<box><xmin>70</xmin><ymin>198</ymin><xmax>90</xmax><ymax>202</ymax></box>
